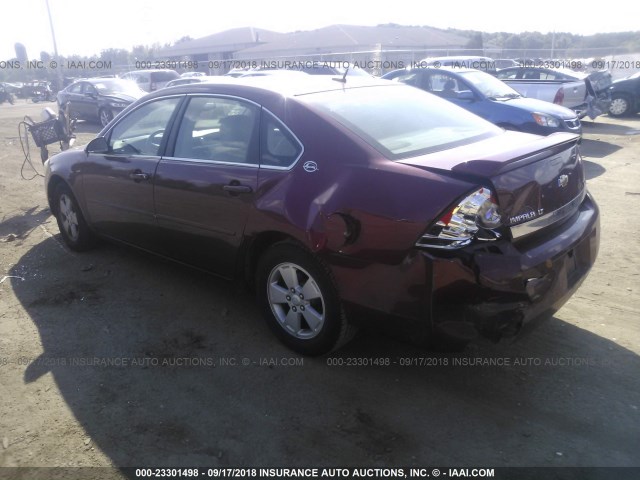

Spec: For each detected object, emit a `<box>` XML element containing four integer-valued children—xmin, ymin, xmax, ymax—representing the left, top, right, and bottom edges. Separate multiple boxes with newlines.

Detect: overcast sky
<box><xmin>2</xmin><ymin>0</ymin><xmax>639</xmax><ymax>60</ymax></box>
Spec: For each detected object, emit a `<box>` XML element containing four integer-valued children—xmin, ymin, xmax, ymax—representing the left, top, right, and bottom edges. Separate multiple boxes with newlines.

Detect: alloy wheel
<box><xmin>58</xmin><ymin>193</ymin><xmax>80</xmax><ymax>242</ymax></box>
<box><xmin>267</xmin><ymin>262</ymin><xmax>325</xmax><ymax>339</ymax></box>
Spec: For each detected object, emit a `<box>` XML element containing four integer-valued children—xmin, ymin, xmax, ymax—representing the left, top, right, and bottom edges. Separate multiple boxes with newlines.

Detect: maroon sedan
<box><xmin>44</xmin><ymin>77</ymin><xmax>599</xmax><ymax>355</ymax></box>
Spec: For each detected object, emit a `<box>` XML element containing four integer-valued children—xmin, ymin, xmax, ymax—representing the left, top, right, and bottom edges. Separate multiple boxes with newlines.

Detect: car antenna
<box><xmin>333</xmin><ymin>65</ymin><xmax>349</xmax><ymax>83</ymax></box>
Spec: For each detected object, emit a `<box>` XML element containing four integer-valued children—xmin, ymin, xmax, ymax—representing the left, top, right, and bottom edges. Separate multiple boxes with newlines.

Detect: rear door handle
<box><xmin>223</xmin><ymin>183</ymin><xmax>252</xmax><ymax>194</ymax></box>
<box><xmin>129</xmin><ymin>171</ymin><xmax>150</xmax><ymax>182</ymax></box>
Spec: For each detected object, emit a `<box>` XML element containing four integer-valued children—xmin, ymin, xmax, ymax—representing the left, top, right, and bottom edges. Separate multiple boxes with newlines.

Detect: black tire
<box><xmin>256</xmin><ymin>242</ymin><xmax>354</xmax><ymax>356</ymax></box>
<box><xmin>52</xmin><ymin>183</ymin><xmax>96</xmax><ymax>251</ymax></box>
<box><xmin>608</xmin><ymin>93</ymin><xmax>632</xmax><ymax>117</ymax></box>
<box><xmin>99</xmin><ymin>108</ymin><xmax>113</xmax><ymax>127</ymax></box>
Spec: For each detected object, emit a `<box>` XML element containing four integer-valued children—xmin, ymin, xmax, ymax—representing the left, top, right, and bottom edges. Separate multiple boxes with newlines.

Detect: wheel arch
<box><xmin>46</xmin><ymin>175</ymin><xmax>69</xmax><ymax>215</ymax></box>
<box><xmin>241</xmin><ymin>231</ymin><xmax>308</xmax><ymax>288</ymax></box>
<box><xmin>610</xmin><ymin>92</ymin><xmax>635</xmax><ymax>116</ymax></box>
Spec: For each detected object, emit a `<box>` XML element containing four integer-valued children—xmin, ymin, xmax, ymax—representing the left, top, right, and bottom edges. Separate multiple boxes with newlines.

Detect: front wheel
<box><xmin>256</xmin><ymin>242</ymin><xmax>354</xmax><ymax>355</ymax></box>
<box><xmin>53</xmin><ymin>183</ymin><xmax>96</xmax><ymax>251</ymax></box>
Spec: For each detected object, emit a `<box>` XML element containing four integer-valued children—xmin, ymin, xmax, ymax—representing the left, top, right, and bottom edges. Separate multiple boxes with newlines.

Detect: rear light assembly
<box><xmin>416</xmin><ymin>187</ymin><xmax>502</xmax><ymax>250</ymax></box>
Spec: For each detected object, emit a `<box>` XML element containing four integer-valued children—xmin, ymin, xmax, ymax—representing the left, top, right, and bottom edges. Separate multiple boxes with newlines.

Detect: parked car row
<box><xmin>54</xmin><ymin>60</ymin><xmax>640</xmax><ymax>132</ymax></box>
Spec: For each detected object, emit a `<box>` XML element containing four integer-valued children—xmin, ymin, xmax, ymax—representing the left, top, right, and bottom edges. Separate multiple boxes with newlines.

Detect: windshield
<box><xmin>300</xmin><ymin>84</ymin><xmax>501</xmax><ymax>159</ymax></box>
<box><xmin>458</xmin><ymin>71</ymin><xmax>521</xmax><ymax>98</ymax></box>
<box><xmin>93</xmin><ymin>79</ymin><xmax>145</xmax><ymax>96</ymax></box>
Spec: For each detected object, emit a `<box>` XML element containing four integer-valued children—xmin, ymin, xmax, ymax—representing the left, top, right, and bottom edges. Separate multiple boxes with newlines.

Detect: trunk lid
<box><xmin>398</xmin><ymin>131</ymin><xmax>585</xmax><ymax>240</ymax></box>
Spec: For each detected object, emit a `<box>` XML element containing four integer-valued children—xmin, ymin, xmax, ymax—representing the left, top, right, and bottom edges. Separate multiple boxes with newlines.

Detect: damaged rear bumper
<box><xmin>429</xmin><ymin>192</ymin><xmax>600</xmax><ymax>341</ymax></box>
<box><xmin>333</xmin><ymin>193</ymin><xmax>599</xmax><ymax>344</ymax></box>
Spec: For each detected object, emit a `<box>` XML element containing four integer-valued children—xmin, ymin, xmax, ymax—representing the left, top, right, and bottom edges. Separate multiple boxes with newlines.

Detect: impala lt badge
<box><xmin>558</xmin><ymin>174</ymin><xmax>569</xmax><ymax>188</ymax></box>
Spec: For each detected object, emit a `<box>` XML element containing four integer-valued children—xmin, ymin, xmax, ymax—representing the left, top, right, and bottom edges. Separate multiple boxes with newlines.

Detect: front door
<box><xmin>81</xmin><ymin>96</ymin><xmax>183</xmax><ymax>251</ymax></box>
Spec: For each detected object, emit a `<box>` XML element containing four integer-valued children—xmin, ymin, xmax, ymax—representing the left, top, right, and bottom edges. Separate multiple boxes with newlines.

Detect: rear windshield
<box><xmin>299</xmin><ymin>84</ymin><xmax>500</xmax><ymax>159</ymax></box>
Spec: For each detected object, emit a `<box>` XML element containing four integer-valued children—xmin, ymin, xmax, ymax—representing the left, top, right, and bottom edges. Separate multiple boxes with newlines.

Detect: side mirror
<box><xmin>86</xmin><ymin>137</ymin><xmax>109</xmax><ymax>154</ymax></box>
<box><xmin>456</xmin><ymin>90</ymin><xmax>475</xmax><ymax>101</ymax></box>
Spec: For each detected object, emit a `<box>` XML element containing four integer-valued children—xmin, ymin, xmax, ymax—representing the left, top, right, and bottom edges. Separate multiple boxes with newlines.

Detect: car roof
<box><xmin>156</xmin><ymin>75</ymin><xmax>392</xmax><ymax>99</ymax></box>
<box><xmin>84</xmin><ymin>77</ymin><xmax>128</xmax><ymax>84</ymax></box>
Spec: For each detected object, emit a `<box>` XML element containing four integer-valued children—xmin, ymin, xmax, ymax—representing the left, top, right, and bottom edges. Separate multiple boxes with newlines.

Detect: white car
<box><xmin>120</xmin><ymin>69</ymin><xmax>180</xmax><ymax>92</ymax></box>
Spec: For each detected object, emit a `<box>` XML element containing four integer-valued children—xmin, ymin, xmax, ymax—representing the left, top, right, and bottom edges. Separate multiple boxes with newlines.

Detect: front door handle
<box><xmin>223</xmin><ymin>183</ymin><xmax>252</xmax><ymax>194</ymax></box>
<box><xmin>129</xmin><ymin>171</ymin><xmax>150</xmax><ymax>182</ymax></box>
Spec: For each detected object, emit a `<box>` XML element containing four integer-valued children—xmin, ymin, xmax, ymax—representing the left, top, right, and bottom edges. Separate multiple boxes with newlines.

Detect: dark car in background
<box><xmin>608</xmin><ymin>71</ymin><xmax>640</xmax><ymax>117</ymax></box>
<box><xmin>57</xmin><ymin>78</ymin><xmax>146</xmax><ymax>127</ymax></box>
<box><xmin>383</xmin><ymin>67</ymin><xmax>582</xmax><ymax>136</ymax></box>
<box><xmin>44</xmin><ymin>77</ymin><xmax>599</xmax><ymax>355</ymax></box>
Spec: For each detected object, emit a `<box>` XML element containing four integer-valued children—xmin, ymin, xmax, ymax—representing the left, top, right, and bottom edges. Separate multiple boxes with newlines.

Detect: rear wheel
<box><xmin>53</xmin><ymin>183</ymin><xmax>96</xmax><ymax>251</ymax></box>
<box><xmin>609</xmin><ymin>94</ymin><xmax>632</xmax><ymax>117</ymax></box>
<box><xmin>256</xmin><ymin>242</ymin><xmax>354</xmax><ymax>355</ymax></box>
<box><xmin>99</xmin><ymin>108</ymin><xmax>113</xmax><ymax>127</ymax></box>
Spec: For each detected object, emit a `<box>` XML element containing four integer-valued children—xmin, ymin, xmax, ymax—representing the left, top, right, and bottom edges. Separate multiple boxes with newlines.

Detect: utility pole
<box><xmin>45</xmin><ymin>0</ymin><xmax>64</xmax><ymax>90</ymax></box>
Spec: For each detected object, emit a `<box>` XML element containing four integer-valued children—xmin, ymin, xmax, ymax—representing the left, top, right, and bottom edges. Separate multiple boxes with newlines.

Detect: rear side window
<box><xmin>260</xmin><ymin>112</ymin><xmax>302</xmax><ymax>168</ymax></box>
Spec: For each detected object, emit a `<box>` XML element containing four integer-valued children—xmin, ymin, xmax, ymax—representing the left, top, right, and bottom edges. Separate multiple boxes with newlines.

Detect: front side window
<box><xmin>458</xmin><ymin>71</ymin><xmax>520</xmax><ymax>98</ymax></box>
<box><xmin>68</xmin><ymin>82</ymin><xmax>83</xmax><ymax>94</ymax></box>
<box><xmin>427</xmin><ymin>73</ymin><xmax>463</xmax><ymax>97</ymax></box>
<box><xmin>495</xmin><ymin>69</ymin><xmax>519</xmax><ymax>79</ymax></box>
<box><xmin>173</xmin><ymin>96</ymin><xmax>259</xmax><ymax>164</ymax></box>
<box><xmin>108</xmin><ymin>97</ymin><xmax>181</xmax><ymax>156</ymax></box>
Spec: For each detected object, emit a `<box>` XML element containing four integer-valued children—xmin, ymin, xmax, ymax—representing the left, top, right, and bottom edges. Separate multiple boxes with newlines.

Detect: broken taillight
<box><xmin>416</xmin><ymin>187</ymin><xmax>502</xmax><ymax>250</ymax></box>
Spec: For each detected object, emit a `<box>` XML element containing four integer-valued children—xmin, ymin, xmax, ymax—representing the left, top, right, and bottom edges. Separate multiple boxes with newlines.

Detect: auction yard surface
<box><xmin>0</xmin><ymin>101</ymin><xmax>639</xmax><ymax>473</ymax></box>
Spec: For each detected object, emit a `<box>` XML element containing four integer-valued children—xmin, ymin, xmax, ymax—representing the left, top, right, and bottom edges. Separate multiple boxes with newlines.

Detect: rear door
<box><xmin>81</xmin><ymin>96</ymin><xmax>183</xmax><ymax>251</ymax></box>
<box><xmin>64</xmin><ymin>82</ymin><xmax>86</xmax><ymax>119</ymax></box>
<box><xmin>153</xmin><ymin>95</ymin><xmax>260</xmax><ymax>278</ymax></box>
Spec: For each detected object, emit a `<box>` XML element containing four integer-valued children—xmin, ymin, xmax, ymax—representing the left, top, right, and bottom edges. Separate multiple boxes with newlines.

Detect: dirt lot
<box><xmin>0</xmin><ymin>99</ymin><xmax>639</xmax><ymax>476</ymax></box>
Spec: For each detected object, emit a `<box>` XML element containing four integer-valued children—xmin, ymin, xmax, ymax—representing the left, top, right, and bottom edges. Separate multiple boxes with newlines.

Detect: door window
<box><xmin>173</xmin><ymin>96</ymin><xmax>259</xmax><ymax>164</ymax></box>
<box><xmin>68</xmin><ymin>82</ymin><xmax>84</xmax><ymax>94</ymax></box>
<box><xmin>260</xmin><ymin>112</ymin><xmax>303</xmax><ymax>168</ymax></box>
<box><xmin>429</xmin><ymin>73</ymin><xmax>463</xmax><ymax>97</ymax></box>
<box><xmin>108</xmin><ymin>97</ymin><xmax>181</xmax><ymax>156</ymax></box>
